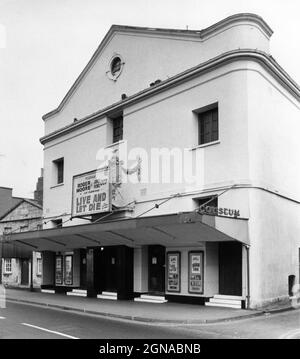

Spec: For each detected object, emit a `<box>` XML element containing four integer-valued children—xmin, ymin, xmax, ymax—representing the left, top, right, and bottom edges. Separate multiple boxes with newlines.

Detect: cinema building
<box><xmin>8</xmin><ymin>14</ymin><xmax>300</xmax><ymax>309</ymax></box>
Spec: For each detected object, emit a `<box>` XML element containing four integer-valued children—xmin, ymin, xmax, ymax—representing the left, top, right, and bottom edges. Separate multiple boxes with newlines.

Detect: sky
<box><xmin>0</xmin><ymin>0</ymin><xmax>299</xmax><ymax>198</ymax></box>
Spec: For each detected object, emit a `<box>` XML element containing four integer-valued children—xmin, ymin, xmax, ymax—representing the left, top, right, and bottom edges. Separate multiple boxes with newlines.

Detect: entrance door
<box><xmin>80</xmin><ymin>249</ymin><xmax>87</xmax><ymax>289</ymax></box>
<box><xmin>219</xmin><ymin>242</ymin><xmax>242</xmax><ymax>296</ymax></box>
<box><xmin>148</xmin><ymin>245</ymin><xmax>165</xmax><ymax>293</ymax></box>
<box><xmin>21</xmin><ymin>259</ymin><xmax>29</xmax><ymax>285</ymax></box>
<box><xmin>104</xmin><ymin>247</ymin><xmax>118</xmax><ymax>292</ymax></box>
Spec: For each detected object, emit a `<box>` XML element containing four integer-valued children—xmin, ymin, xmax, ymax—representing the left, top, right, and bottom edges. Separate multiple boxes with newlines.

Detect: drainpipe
<box><xmin>30</xmin><ymin>252</ymin><xmax>34</xmax><ymax>292</ymax></box>
<box><xmin>246</xmin><ymin>245</ymin><xmax>250</xmax><ymax>309</ymax></box>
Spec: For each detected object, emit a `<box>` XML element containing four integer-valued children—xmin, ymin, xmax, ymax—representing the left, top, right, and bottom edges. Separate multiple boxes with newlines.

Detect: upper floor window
<box><xmin>107</xmin><ymin>55</ymin><xmax>124</xmax><ymax>81</ymax></box>
<box><xmin>197</xmin><ymin>196</ymin><xmax>218</xmax><ymax>209</ymax></box>
<box><xmin>4</xmin><ymin>227</ymin><xmax>12</xmax><ymax>234</ymax></box>
<box><xmin>53</xmin><ymin>158</ymin><xmax>64</xmax><ymax>184</ymax></box>
<box><xmin>4</xmin><ymin>259</ymin><xmax>12</xmax><ymax>273</ymax></box>
<box><xmin>111</xmin><ymin>57</ymin><xmax>122</xmax><ymax>76</ymax></box>
<box><xmin>198</xmin><ymin>107</ymin><xmax>218</xmax><ymax>145</ymax></box>
<box><xmin>113</xmin><ymin>116</ymin><xmax>123</xmax><ymax>143</ymax></box>
<box><xmin>20</xmin><ymin>225</ymin><xmax>28</xmax><ymax>232</ymax></box>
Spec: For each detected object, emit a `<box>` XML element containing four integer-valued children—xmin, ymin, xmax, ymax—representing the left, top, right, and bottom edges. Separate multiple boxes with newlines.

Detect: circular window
<box><xmin>111</xmin><ymin>57</ymin><xmax>122</xmax><ymax>76</ymax></box>
<box><xmin>107</xmin><ymin>54</ymin><xmax>124</xmax><ymax>81</ymax></box>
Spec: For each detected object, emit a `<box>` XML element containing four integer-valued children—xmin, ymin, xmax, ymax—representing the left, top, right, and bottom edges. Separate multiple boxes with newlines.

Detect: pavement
<box><xmin>3</xmin><ymin>288</ymin><xmax>296</xmax><ymax>324</ymax></box>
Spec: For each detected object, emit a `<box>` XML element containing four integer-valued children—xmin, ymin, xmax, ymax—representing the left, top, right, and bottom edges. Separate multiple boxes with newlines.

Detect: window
<box><xmin>111</xmin><ymin>57</ymin><xmax>122</xmax><ymax>76</ymax></box>
<box><xmin>107</xmin><ymin>55</ymin><xmax>124</xmax><ymax>80</ymax></box>
<box><xmin>197</xmin><ymin>196</ymin><xmax>218</xmax><ymax>209</ymax></box>
<box><xmin>4</xmin><ymin>227</ymin><xmax>12</xmax><ymax>234</ymax></box>
<box><xmin>4</xmin><ymin>259</ymin><xmax>12</xmax><ymax>273</ymax></box>
<box><xmin>198</xmin><ymin>107</ymin><xmax>218</xmax><ymax>145</ymax></box>
<box><xmin>52</xmin><ymin>219</ymin><xmax>62</xmax><ymax>228</ymax></box>
<box><xmin>20</xmin><ymin>225</ymin><xmax>28</xmax><ymax>232</ymax></box>
<box><xmin>112</xmin><ymin>116</ymin><xmax>123</xmax><ymax>143</ymax></box>
<box><xmin>37</xmin><ymin>258</ymin><xmax>42</xmax><ymax>276</ymax></box>
<box><xmin>53</xmin><ymin>158</ymin><xmax>64</xmax><ymax>184</ymax></box>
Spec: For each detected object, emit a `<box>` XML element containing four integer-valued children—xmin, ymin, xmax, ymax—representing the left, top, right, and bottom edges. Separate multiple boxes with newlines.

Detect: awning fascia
<box><xmin>1</xmin><ymin>211</ymin><xmax>249</xmax><ymax>251</ymax></box>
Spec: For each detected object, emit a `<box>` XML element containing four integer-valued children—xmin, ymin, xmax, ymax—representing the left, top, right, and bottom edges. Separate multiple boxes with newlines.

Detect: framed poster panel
<box><xmin>64</xmin><ymin>255</ymin><xmax>73</xmax><ymax>285</ymax></box>
<box><xmin>188</xmin><ymin>251</ymin><xmax>204</xmax><ymax>294</ymax></box>
<box><xmin>167</xmin><ymin>252</ymin><xmax>181</xmax><ymax>292</ymax></box>
<box><xmin>55</xmin><ymin>255</ymin><xmax>63</xmax><ymax>285</ymax></box>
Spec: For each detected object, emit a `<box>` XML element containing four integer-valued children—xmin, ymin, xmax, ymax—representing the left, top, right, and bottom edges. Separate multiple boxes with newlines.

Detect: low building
<box><xmin>7</xmin><ymin>14</ymin><xmax>300</xmax><ymax>308</ymax></box>
<box><xmin>0</xmin><ymin>173</ymin><xmax>43</xmax><ymax>289</ymax></box>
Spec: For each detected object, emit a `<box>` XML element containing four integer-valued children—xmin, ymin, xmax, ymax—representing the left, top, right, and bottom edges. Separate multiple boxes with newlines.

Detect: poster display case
<box><xmin>188</xmin><ymin>251</ymin><xmax>204</xmax><ymax>294</ymax></box>
<box><xmin>55</xmin><ymin>255</ymin><xmax>63</xmax><ymax>285</ymax></box>
<box><xmin>167</xmin><ymin>252</ymin><xmax>181</xmax><ymax>292</ymax></box>
<box><xmin>55</xmin><ymin>254</ymin><xmax>74</xmax><ymax>286</ymax></box>
<box><xmin>64</xmin><ymin>255</ymin><xmax>73</xmax><ymax>285</ymax></box>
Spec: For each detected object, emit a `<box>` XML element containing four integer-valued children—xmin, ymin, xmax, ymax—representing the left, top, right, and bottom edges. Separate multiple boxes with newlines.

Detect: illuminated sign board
<box><xmin>72</xmin><ymin>167</ymin><xmax>111</xmax><ymax>217</ymax></box>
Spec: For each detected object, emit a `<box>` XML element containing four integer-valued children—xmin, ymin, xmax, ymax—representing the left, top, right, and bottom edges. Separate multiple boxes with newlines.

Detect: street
<box><xmin>0</xmin><ymin>300</ymin><xmax>300</xmax><ymax>339</ymax></box>
<box><xmin>0</xmin><ymin>301</ymin><xmax>201</xmax><ymax>339</ymax></box>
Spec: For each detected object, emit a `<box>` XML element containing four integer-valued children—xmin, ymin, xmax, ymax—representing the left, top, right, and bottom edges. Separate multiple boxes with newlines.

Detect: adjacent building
<box><xmin>7</xmin><ymin>14</ymin><xmax>300</xmax><ymax>308</ymax></box>
<box><xmin>0</xmin><ymin>172</ymin><xmax>43</xmax><ymax>289</ymax></box>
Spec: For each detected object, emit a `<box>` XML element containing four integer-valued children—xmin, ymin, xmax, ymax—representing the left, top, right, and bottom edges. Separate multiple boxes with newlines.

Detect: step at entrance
<box><xmin>134</xmin><ymin>294</ymin><xmax>168</xmax><ymax>303</ymax></box>
<box><xmin>205</xmin><ymin>294</ymin><xmax>242</xmax><ymax>309</ymax></box>
<box><xmin>97</xmin><ymin>291</ymin><xmax>118</xmax><ymax>300</ymax></box>
<box><xmin>41</xmin><ymin>289</ymin><xmax>55</xmax><ymax>294</ymax></box>
<box><xmin>66</xmin><ymin>289</ymin><xmax>87</xmax><ymax>297</ymax></box>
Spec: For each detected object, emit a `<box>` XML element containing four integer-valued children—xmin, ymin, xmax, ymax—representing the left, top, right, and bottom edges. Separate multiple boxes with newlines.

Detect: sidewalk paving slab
<box><xmin>4</xmin><ymin>288</ymin><xmax>295</xmax><ymax>324</ymax></box>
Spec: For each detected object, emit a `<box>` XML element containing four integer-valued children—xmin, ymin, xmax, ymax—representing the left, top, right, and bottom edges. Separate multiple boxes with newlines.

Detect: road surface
<box><xmin>0</xmin><ymin>300</ymin><xmax>300</xmax><ymax>339</ymax></box>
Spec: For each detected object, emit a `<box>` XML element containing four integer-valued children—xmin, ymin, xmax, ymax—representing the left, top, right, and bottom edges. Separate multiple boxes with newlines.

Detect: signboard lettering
<box><xmin>198</xmin><ymin>206</ymin><xmax>240</xmax><ymax>217</ymax></box>
<box><xmin>72</xmin><ymin>168</ymin><xmax>111</xmax><ymax>217</ymax></box>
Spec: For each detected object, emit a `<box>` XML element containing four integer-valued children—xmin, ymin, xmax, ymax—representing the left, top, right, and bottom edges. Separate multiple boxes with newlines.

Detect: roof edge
<box><xmin>0</xmin><ymin>199</ymin><xmax>42</xmax><ymax>221</ymax></box>
<box><xmin>42</xmin><ymin>13</ymin><xmax>273</xmax><ymax>121</ymax></box>
<box><xmin>200</xmin><ymin>13</ymin><xmax>273</xmax><ymax>39</ymax></box>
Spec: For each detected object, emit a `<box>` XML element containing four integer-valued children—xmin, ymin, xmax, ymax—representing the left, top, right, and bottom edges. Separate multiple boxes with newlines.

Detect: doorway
<box><xmin>148</xmin><ymin>245</ymin><xmax>165</xmax><ymax>294</ymax></box>
<box><xmin>80</xmin><ymin>249</ymin><xmax>87</xmax><ymax>289</ymax></box>
<box><xmin>103</xmin><ymin>247</ymin><xmax>118</xmax><ymax>292</ymax></box>
<box><xmin>219</xmin><ymin>242</ymin><xmax>242</xmax><ymax>296</ymax></box>
<box><xmin>20</xmin><ymin>259</ymin><xmax>29</xmax><ymax>285</ymax></box>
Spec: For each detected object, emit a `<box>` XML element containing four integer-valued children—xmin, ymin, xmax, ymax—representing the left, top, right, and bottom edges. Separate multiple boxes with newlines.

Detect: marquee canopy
<box><xmin>0</xmin><ymin>211</ymin><xmax>249</xmax><ymax>254</ymax></box>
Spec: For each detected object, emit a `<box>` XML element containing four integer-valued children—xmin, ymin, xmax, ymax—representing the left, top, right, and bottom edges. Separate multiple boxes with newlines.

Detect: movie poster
<box><xmin>188</xmin><ymin>252</ymin><xmax>204</xmax><ymax>294</ymax></box>
<box><xmin>64</xmin><ymin>255</ymin><xmax>73</xmax><ymax>285</ymax></box>
<box><xmin>167</xmin><ymin>252</ymin><xmax>180</xmax><ymax>292</ymax></box>
<box><xmin>55</xmin><ymin>255</ymin><xmax>63</xmax><ymax>285</ymax></box>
